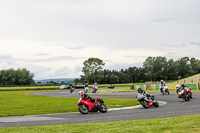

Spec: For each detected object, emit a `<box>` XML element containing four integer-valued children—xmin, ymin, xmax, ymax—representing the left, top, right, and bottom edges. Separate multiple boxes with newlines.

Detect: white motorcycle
<box><xmin>160</xmin><ymin>85</ymin><xmax>170</xmax><ymax>95</ymax></box>
<box><xmin>92</xmin><ymin>85</ymin><xmax>98</xmax><ymax>93</ymax></box>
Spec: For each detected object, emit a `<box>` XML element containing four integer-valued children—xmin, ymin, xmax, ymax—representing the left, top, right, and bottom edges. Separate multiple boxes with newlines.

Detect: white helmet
<box><xmin>176</xmin><ymin>85</ymin><xmax>180</xmax><ymax>89</ymax></box>
<box><xmin>78</xmin><ymin>91</ymin><xmax>84</xmax><ymax>96</ymax></box>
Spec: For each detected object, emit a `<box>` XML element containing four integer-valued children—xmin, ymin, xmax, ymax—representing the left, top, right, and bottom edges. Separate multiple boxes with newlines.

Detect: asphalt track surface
<box><xmin>0</xmin><ymin>88</ymin><xmax>200</xmax><ymax>127</ymax></box>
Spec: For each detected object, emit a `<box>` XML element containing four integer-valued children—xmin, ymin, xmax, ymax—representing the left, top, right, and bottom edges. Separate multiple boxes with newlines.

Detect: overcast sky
<box><xmin>0</xmin><ymin>0</ymin><xmax>200</xmax><ymax>80</ymax></box>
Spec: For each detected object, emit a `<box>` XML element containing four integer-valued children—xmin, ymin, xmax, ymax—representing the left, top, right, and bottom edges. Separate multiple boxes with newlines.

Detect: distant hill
<box><xmin>35</xmin><ymin>78</ymin><xmax>78</xmax><ymax>84</ymax></box>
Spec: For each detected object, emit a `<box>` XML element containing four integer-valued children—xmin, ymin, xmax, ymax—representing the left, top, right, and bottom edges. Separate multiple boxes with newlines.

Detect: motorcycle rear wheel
<box><xmin>140</xmin><ymin>101</ymin><xmax>149</xmax><ymax>108</ymax></box>
<box><xmin>99</xmin><ymin>103</ymin><xmax>107</xmax><ymax>113</ymax></box>
<box><xmin>78</xmin><ymin>105</ymin><xmax>88</xmax><ymax>114</ymax></box>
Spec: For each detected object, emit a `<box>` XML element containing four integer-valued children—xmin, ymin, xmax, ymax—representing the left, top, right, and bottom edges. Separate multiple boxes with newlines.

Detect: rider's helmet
<box><xmin>176</xmin><ymin>85</ymin><xmax>180</xmax><ymax>89</ymax></box>
<box><xmin>78</xmin><ymin>91</ymin><xmax>84</xmax><ymax>97</ymax></box>
<box><xmin>160</xmin><ymin>80</ymin><xmax>163</xmax><ymax>83</ymax></box>
<box><xmin>137</xmin><ymin>88</ymin><xmax>142</xmax><ymax>93</ymax></box>
<box><xmin>181</xmin><ymin>83</ymin><xmax>184</xmax><ymax>87</ymax></box>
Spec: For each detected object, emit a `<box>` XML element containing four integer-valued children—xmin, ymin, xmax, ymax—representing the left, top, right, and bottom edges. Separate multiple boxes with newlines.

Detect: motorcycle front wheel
<box><xmin>99</xmin><ymin>103</ymin><xmax>107</xmax><ymax>113</ymax></box>
<box><xmin>167</xmin><ymin>90</ymin><xmax>170</xmax><ymax>95</ymax></box>
<box><xmin>153</xmin><ymin>100</ymin><xmax>159</xmax><ymax>107</ymax></box>
<box><xmin>140</xmin><ymin>101</ymin><xmax>149</xmax><ymax>108</ymax></box>
<box><xmin>78</xmin><ymin>105</ymin><xmax>89</xmax><ymax>114</ymax></box>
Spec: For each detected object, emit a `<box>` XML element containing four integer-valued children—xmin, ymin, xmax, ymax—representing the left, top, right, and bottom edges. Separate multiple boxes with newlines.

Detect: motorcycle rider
<box><xmin>84</xmin><ymin>84</ymin><xmax>89</xmax><ymax>93</ymax></box>
<box><xmin>137</xmin><ymin>88</ymin><xmax>152</xmax><ymax>100</ymax></box>
<box><xmin>180</xmin><ymin>83</ymin><xmax>191</xmax><ymax>90</ymax></box>
<box><xmin>159</xmin><ymin>80</ymin><xmax>167</xmax><ymax>93</ymax></box>
<box><xmin>176</xmin><ymin>85</ymin><xmax>181</xmax><ymax>93</ymax></box>
<box><xmin>93</xmin><ymin>82</ymin><xmax>98</xmax><ymax>90</ymax></box>
<box><xmin>78</xmin><ymin>91</ymin><xmax>95</xmax><ymax>102</ymax></box>
<box><xmin>69</xmin><ymin>83</ymin><xmax>75</xmax><ymax>88</ymax></box>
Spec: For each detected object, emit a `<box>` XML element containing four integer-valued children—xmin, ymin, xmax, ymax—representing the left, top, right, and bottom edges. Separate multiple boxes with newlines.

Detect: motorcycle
<box><xmin>108</xmin><ymin>84</ymin><xmax>115</xmax><ymax>89</ymax></box>
<box><xmin>177</xmin><ymin>87</ymin><xmax>192</xmax><ymax>101</ymax></box>
<box><xmin>92</xmin><ymin>86</ymin><xmax>98</xmax><ymax>93</ymax></box>
<box><xmin>77</xmin><ymin>97</ymin><xmax>107</xmax><ymax>114</ymax></box>
<box><xmin>84</xmin><ymin>86</ymin><xmax>89</xmax><ymax>93</ymax></box>
<box><xmin>137</xmin><ymin>93</ymin><xmax>159</xmax><ymax>108</ymax></box>
<box><xmin>70</xmin><ymin>86</ymin><xmax>75</xmax><ymax>93</ymax></box>
<box><xmin>160</xmin><ymin>85</ymin><xmax>170</xmax><ymax>95</ymax></box>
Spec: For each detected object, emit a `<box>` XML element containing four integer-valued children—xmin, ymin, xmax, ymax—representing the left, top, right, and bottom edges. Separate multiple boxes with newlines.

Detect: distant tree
<box><xmin>176</xmin><ymin>57</ymin><xmax>190</xmax><ymax>78</ymax></box>
<box><xmin>109</xmin><ymin>74</ymin><xmax>119</xmax><ymax>84</ymax></box>
<box><xmin>189</xmin><ymin>57</ymin><xmax>200</xmax><ymax>75</ymax></box>
<box><xmin>82</xmin><ymin>58</ymin><xmax>105</xmax><ymax>84</ymax></box>
<box><xmin>47</xmin><ymin>80</ymin><xmax>58</xmax><ymax>85</ymax></box>
<box><xmin>143</xmin><ymin>57</ymin><xmax>154</xmax><ymax>81</ymax></box>
<box><xmin>0</xmin><ymin>68</ymin><xmax>34</xmax><ymax>86</ymax></box>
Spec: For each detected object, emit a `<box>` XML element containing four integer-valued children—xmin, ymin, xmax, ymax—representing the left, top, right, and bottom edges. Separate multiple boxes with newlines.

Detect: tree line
<box><xmin>80</xmin><ymin>57</ymin><xmax>200</xmax><ymax>84</ymax></box>
<box><xmin>0</xmin><ymin>68</ymin><xmax>34</xmax><ymax>86</ymax></box>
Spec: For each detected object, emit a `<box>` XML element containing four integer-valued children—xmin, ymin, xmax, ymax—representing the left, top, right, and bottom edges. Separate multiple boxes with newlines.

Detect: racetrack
<box><xmin>0</xmin><ymin>89</ymin><xmax>200</xmax><ymax>127</ymax></box>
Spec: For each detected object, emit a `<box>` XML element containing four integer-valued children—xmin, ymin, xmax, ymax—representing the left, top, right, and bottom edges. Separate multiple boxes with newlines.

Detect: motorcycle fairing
<box><xmin>78</xmin><ymin>98</ymin><xmax>96</xmax><ymax>111</ymax></box>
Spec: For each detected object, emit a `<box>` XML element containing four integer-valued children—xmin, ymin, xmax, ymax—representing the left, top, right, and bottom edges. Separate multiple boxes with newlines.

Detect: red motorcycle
<box><xmin>77</xmin><ymin>97</ymin><xmax>107</xmax><ymax>114</ymax></box>
<box><xmin>178</xmin><ymin>87</ymin><xmax>193</xmax><ymax>101</ymax></box>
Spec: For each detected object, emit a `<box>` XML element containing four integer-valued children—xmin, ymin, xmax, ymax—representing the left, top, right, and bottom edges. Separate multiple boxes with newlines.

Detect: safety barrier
<box><xmin>131</xmin><ymin>83</ymin><xmax>200</xmax><ymax>90</ymax></box>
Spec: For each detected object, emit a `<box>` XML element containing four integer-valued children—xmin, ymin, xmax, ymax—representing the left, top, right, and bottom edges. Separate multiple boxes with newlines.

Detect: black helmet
<box><xmin>137</xmin><ymin>88</ymin><xmax>142</xmax><ymax>93</ymax></box>
<box><xmin>181</xmin><ymin>83</ymin><xmax>184</xmax><ymax>87</ymax></box>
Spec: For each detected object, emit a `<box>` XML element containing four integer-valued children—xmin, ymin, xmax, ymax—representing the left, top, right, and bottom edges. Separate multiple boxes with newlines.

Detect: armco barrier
<box><xmin>167</xmin><ymin>84</ymin><xmax>177</xmax><ymax>90</ymax></box>
<box><xmin>132</xmin><ymin>83</ymin><xmax>199</xmax><ymax>90</ymax></box>
<box><xmin>131</xmin><ymin>85</ymin><xmax>147</xmax><ymax>90</ymax></box>
<box><xmin>156</xmin><ymin>84</ymin><xmax>159</xmax><ymax>90</ymax></box>
<box><xmin>184</xmin><ymin>83</ymin><xmax>197</xmax><ymax>90</ymax></box>
<box><xmin>156</xmin><ymin>83</ymin><xmax>198</xmax><ymax>90</ymax></box>
<box><xmin>149</xmin><ymin>85</ymin><xmax>156</xmax><ymax>90</ymax></box>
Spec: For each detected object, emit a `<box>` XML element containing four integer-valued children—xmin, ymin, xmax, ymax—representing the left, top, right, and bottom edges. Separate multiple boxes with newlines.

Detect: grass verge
<box><xmin>0</xmin><ymin>86</ymin><xmax>60</xmax><ymax>91</ymax></box>
<box><xmin>0</xmin><ymin>90</ymin><xmax>139</xmax><ymax>117</ymax></box>
<box><xmin>1</xmin><ymin>114</ymin><xmax>200</xmax><ymax>132</ymax></box>
<box><xmin>88</xmin><ymin>88</ymin><xmax>200</xmax><ymax>93</ymax></box>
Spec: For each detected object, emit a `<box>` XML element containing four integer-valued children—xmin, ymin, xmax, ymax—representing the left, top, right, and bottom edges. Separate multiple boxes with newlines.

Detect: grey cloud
<box><xmin>125</xmin><ymin>55</ymin><xmax>148</xmax><ymax>58</ymax></box>
<box><xmin>11</xmin><ymin>56</ymin><xmax>86</xmax><ymax>63</ymax></box>
<box><xmin>65</xmin><ymin>46</ymin><xmax>86</xmax><ymax>50</ymax></box>
<box><xmin>49</xmin><ymin>67</ymin><xmax>71</xmax><ymax>78</ymax></box>
<box><xmin>164</xmin><ymin>43</ymin><xmax>187</xmax><ymax>48</ymax></box>
<box><xmin>32</xmin><ymin>56</ymin><xmax>86</xmax><ymax>62</ymax></box>
<box><xmin>190</xmin><ymin>42</ymin><xmax>200</xmax><ymax>47</ymax></box>
<box><xmin>74</xmin><ymin>65</ymin><xmax>82</xmax><ymax>73</ymax></box>
<box><xmin>0</xmin><ymin>55</ymin><xmax>13</xmax><ymax>59</ymax></box>
<box><xmin>104</xmin><ymin>60</ymin><xmax>112</xmax><ymax>63</ymax></box>
<box><xmin>151</xmin><ymin>18</ymin><xmax>177</xmax><ymax>22</ymax></box>
<box><xmin>168</xmin><ymin>52</ymin><xmax>177</xmax><ymax>55</ymax></box>
<box><xmin>105</xmin><ymin>62</ymin><xmax>143</xmax><ymax>71</ymax></box>
<box><xmin>56</xmin><ymin>44</ymin><xmax>86</xmax><ymax>50</ymax></box>
<box><xmin>164</xmin><ymin>44</ymin><xmax>179</xmax><ymax>47</ymax></box>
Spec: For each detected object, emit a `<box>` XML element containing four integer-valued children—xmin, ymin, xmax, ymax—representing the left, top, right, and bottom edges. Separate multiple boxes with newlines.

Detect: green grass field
<box><xmin>90</xmin><ymin>88</ymin><xmax>200</xmax><ymax>93</ymax></box>
<box><xmin>88</xmin><ymin>88</ymin><xmax>161</xmax><ymax>93</ymax></box>
<box><xmin>1</xmin><ymin>114</ymin><xmax>200</xmax><ymax>133</ymax></box>
<box><xmin>0</xmin><ymin>86</ymin><xmax>60</xmax><ymax>91</ymax></box>
<box><xmin>0</xmin><ymin>90</ymin><xmax>139</xmax><ymax>117</ymax></box>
